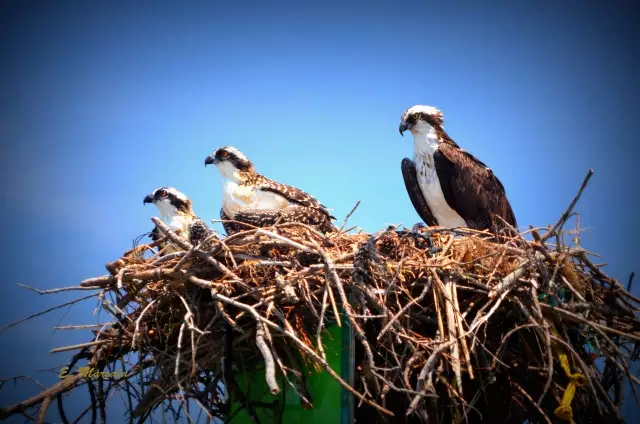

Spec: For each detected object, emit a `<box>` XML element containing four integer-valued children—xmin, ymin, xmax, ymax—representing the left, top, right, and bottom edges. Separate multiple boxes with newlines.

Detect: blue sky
<box><xmin>1</xmin><ymin>1</ymin><xmax>639</xmax><ymax>421</ymax></box>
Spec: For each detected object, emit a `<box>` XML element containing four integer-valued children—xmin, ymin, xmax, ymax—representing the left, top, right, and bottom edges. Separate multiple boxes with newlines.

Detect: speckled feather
<box><xmin>220</xmin><ymin>206</ymin><xmax>336</xmax><ymax>235</ymax></box>
<box><xmin>253</xmin><ymin>177</ymin><xmax>335</xmax><ymax>219</ymax></box>
<box><xmin>188</xmin><ymin>216</ymin><xmax>215</xmax><ymax>246</ymax></box>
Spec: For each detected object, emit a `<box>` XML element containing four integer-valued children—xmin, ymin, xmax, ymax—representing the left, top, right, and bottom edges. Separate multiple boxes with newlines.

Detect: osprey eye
<box><xmin>220</xmin><ymin>151</ymin><xmax>229</xmax><ymax>158</ymax></box>
<box><xmin>158</xmin><ymin>190</ymin><xmax>168</xmax><ymax>197</ymax></box>
<box><xmin>412</xmin><ymin>113</ymin><xmax>420</xmax><ymax>120</ymax></box>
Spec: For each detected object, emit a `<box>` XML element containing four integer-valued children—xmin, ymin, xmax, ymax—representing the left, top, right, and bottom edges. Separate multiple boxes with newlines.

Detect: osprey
<box><xmin>398</xmin><ymin>105</ymin><xmax>517</xmax><ymax>233</ymax></box>
<box><xmin>143</xmin><ymin>187</ymin><xmax>214</xmax><ymax>252</ymax></box>
<box><xmin>204</xmin><ymin>146</ymin><xmax>337</xmax><ymax>235</ymax></box>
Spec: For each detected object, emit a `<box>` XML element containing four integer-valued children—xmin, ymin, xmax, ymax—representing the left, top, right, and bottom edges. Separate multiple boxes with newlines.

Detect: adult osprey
<box><xmin>204</xmin><ymin>146</ymin><xmax>337</xmax><ymax>235</ymax></box>
<box><xmin>398</xmin><ymin>105</ymin><xmax>517</xmax><ymax>233</ymax></box>
<box><xmin>143</xmin><ymin>187</ymin><xmax>214</xmax><ymax>252</ymax></box>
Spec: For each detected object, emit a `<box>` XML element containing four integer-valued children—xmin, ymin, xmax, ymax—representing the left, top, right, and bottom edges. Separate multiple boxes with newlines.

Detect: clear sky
<box><xmin>1</xmin><ymin>1</ymin><xmax>639</xmax><ymax>422</ymax></box>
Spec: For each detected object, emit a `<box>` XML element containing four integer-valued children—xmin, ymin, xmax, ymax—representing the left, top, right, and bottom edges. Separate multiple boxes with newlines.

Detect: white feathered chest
<box><xmin>156</xmin><ymin>214</ymin><xmax>191</xmax><ymax>253</ymax></box>
<box><xmin>222</xmin><ymin>180</ymin><xmax>290</xmax><ymax>217</ymax></box>
<box><xmin>414</xmin><ymin>132</ymin><xmax>467</xmax><ymax>228</ymax></box>
<box><xmin>160</xmin><ymin>214</ymin><xmax>191</xmax><ymax>239</ymax></box>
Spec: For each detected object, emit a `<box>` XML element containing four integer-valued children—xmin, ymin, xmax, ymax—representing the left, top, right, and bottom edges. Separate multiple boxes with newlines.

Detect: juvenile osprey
<box><xmin>204</xmin><ymin>146</ymin><xmax>337</xmax><ymax>235</ymax></box>
<box><xmin>143</xmin><ymin>187</ymin><xmax>214</xmax><ymax>252</ymax></box>
<box><xmin>398</xmin><ymin>105</ymin><xmax>517</xmax><ymax>233</ymax></box>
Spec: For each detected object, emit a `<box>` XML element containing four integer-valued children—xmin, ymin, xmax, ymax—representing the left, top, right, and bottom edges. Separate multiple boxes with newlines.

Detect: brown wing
<box><xmin>275</xmin><ymin>206</ymin><xmax>337</xmax><ymax>233</ymax></box>
<box><xmin>220</xmin><ymin>206</ymin><xmax>336</xmax><ymax>235</ymax></box>
<box><xmin>220</xmin><ymin>207</ymin><xmax>256</xmax><ymax>235</ymax></box>
<box><xmin>189</xmin><ymin>217</ymin><xmax>215</xmax><ymax>246</ymax></box>
<box><xmin>401</xmin><ymin>158</ymin><xmax>437</xmax><ymax>226</ymax></box>
<box><xmin>257</xmin><ymin>179</ymin><xmax>336</xmax><ymax>220</ymax></box>
<box><xmin>434</xmin><ymin>143</ymin><xmax>517</xmax><ymax>231</ymax></box>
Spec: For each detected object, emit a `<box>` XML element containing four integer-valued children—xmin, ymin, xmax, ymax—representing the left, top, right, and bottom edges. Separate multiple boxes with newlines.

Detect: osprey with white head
<box><xmin>143</xmin><ymin>187</ymin><xmax>213</xmax><ymax>251</ymax></box>
<box><xmin>398</xmin><ymin>105</ymin><xmax>517</xmax><ymax>233</ymax></box>
<box><xmin>205</xmin><ymin>146</ymin><xmax>337</xmax><ymax>235</ymax></box>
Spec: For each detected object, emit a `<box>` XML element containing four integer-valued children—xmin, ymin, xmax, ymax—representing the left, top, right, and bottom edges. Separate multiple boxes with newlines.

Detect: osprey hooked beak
<box><xmin>143</xmin><ymin>194</ymin><xmax>154</xmax><ymax>205</ymax></box>
<box><xmin>204</xmin><ymin>155</ymin><xmax>215</xmax><ymax>166</ymax></box>
<box><xmin>399</xmin><ymin>120</ymin><xmax>413</xmax><ymax>136</ymax></box>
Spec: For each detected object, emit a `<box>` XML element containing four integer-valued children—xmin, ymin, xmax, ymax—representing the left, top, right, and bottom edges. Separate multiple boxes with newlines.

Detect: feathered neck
<box><xmin>217</xmin><ymin>161</ymin><xmax>258</xmax><ymax>184</ymax></box>
<box><xmin>155</xmin><ymin>200</ymin><xmax>192</xmax><ymax>220</ymax></box>
<box><xmin>412</xmin><ymin>124</ymin><xmax>441</xmax><ymax>160</ymax></box>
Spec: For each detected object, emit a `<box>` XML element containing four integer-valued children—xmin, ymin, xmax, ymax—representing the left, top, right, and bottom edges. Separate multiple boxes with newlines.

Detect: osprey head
<box><xmin>399</xmin><ymin>105</ymin><xmax>444</xmax><ymax>136</ymax></box>
<box><xmin>143</xmin><ymin>187</ymin><xmax>193</xmax><ymax>216</ymax></box>
<box><xmin>205</xmin><ymin>146</ymin><xmax>254</xmax><ymax>180</ymax></box>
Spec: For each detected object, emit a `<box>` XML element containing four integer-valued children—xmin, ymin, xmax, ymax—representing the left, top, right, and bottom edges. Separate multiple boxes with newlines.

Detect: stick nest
<box><xmin>2</xmin><ymin>218</ymin><xmax>640</xmax><ymax>424</ymax></box>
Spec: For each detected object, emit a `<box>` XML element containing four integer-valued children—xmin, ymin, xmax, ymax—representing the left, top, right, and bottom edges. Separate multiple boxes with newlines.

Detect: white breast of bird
<box><xmin>156</xmin><ymin>214</ymin><xmax>191</xmax><ymax>253</ymax></box>
<box><xmin>222</xmin><ymin>180</ymin><xmax>290</xmax><ymax>217</ymax></box>
<box><xmin>415</xmin><ymin>155</ymin><xmax>467</xmax><ymax>228</ymax></box>
<box><xmin>160</xmin><ymin>215</ymin><xmax>191</xmax><ymax>240</ymax></box>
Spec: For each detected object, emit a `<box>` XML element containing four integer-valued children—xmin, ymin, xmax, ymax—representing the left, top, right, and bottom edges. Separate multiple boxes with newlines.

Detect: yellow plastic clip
<box><xmin>552</xmin><ymin>330</ymin><xmax>587</xmax><ymax>423</ymax></box>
